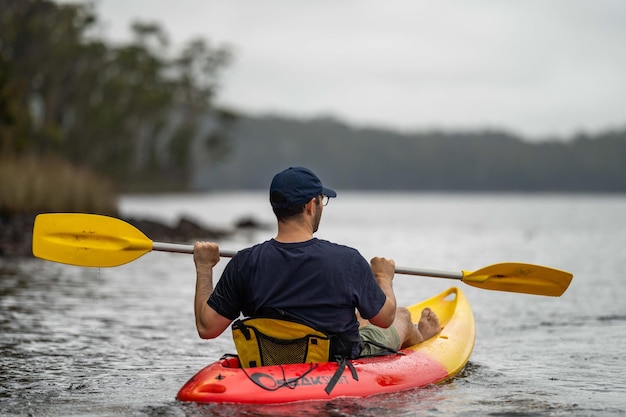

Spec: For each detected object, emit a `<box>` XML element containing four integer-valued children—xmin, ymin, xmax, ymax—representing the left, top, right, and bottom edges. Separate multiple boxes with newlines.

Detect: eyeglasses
<box><xmin>321</xmin><ymin>195</ymin><xmax>330</xmax><ymax>206</ymax></box>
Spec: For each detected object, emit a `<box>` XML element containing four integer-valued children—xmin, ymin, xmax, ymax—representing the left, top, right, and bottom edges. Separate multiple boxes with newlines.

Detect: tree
<box><xmin>0</xmin><ymin>0</ymin><xmax>235</xmax><ymax>191</ymax></box>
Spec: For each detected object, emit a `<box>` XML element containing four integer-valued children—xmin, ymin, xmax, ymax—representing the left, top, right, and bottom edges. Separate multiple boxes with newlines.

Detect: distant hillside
<box><xmin>193</xmin><ymin>115</ymin><xmax>626</xmax><ymax>192</ymax></box>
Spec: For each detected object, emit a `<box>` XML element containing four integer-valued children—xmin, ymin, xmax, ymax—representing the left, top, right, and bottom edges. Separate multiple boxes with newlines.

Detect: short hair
<box><xmin>272</xmin><ymin>196</ymin><xmax>321</xmax><ymax>222</ymax></box>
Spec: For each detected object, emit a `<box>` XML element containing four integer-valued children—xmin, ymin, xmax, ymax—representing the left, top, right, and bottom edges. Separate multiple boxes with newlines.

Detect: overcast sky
<box><xmin>64</xmin><ymin>0</ymin><xmax>626</xmax><ymax>140</ymax></box>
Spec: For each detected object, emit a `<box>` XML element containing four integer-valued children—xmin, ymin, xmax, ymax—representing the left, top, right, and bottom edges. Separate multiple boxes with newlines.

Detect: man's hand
<box><xmin>371</xmin><ymin>256</ymin><xmax>395</xmax><ymax>283</ymax></box>
<box><xmin>194</xmin><ymin>241</ymin><xmax>220</xmax><ymax>271</ymax></box>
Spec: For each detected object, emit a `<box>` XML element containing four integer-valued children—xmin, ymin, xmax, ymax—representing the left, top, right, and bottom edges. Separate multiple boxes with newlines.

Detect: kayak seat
<box><xmin>232</xmin><ymin>317</ymin><xmax>332</xmax><ymax>368</ymax></box>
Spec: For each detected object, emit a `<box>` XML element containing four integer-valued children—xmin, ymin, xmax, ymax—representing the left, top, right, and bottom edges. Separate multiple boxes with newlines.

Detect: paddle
<box><xmin>32</xmin><ymin>213</ymin><xmax>573</xmax><ymax>297</ymax></box>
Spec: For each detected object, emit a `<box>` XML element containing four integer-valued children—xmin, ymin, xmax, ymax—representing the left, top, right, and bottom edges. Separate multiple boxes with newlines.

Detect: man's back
<box><xmin>208</xmin><ymin>238</ymin><xmax>387</xmax><ymax>356</ymax></box>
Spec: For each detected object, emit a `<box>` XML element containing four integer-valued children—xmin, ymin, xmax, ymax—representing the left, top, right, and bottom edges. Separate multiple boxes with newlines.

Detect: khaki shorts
<box><xmin>358</xmin><ymin>324</ymin><xmax>401</xmax><ymax>356</ymax></box>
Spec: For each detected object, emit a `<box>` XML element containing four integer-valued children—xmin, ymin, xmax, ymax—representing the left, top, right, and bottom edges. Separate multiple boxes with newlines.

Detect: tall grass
<box><xmin>0</xmin><ymin>154</ymin><xmax>118</xmax><ymax>215</ymax></box>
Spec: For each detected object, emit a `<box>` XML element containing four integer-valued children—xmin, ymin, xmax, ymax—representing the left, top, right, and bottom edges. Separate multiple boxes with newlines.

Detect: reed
<box><xmin>0</xmin><ymin>154</ymin><xmax>118</xmax><ymax>215</ymax></box>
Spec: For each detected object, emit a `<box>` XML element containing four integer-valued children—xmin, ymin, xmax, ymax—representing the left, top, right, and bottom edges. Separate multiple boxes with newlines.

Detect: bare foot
<box><xmin>415</xmin><ymin>308</ymin><xmax>441</xmax><ymax>342</ymax></box>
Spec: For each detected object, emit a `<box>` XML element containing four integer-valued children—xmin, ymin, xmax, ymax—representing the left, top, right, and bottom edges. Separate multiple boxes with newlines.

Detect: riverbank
<box><xmin>0</xmin><ymin>154</ymin><xmax>248</xmax><ymax>259</ymax></box>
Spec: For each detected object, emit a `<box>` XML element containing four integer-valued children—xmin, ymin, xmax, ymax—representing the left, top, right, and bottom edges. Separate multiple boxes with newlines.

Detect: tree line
<box><xmin>1</xmin><ymin>0</ymin><xmax>235</xmax><ymax>192</ymax></box>
<box><xmin>196</xmin><ymin>115</ymin><xmax>626</xmax><ymax>192</ymax></box>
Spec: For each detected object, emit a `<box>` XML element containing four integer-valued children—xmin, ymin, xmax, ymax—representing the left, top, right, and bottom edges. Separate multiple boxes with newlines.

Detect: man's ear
<box><xmin>305</xmin><ymin>197</ymin><xmax>316</xmax><ymax>214</ymax></box>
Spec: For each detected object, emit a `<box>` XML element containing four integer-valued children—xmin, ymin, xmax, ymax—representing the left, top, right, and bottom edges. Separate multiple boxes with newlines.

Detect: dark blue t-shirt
<box><xmin>208</xmin><ymin>238</ymin><xmax>387</xmax><ymax>357</ymax></box>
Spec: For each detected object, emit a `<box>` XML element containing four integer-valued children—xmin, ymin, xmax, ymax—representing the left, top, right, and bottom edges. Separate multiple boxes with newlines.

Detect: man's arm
<box><xmin>193</xmin><ymin>241</ymin><xmax>233</xmax><ymax>339</ymax></box>
<box><xmin>367</xmin><ymin>257</ymin><xmax>397</xmax><ymax>328</ymax></box>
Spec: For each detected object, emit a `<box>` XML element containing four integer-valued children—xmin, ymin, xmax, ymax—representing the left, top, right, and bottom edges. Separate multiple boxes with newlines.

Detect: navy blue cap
<box><xmin>269</xmin><ymin>167</ymin><xmax>337</xmax><ymax>208</ymax></box>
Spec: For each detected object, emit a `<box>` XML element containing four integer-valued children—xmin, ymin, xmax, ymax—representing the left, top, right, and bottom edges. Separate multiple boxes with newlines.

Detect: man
<box><xmin>193</xmin><ymin>166</ymin><xmax>440</xmax><ymax>359</ymax></box>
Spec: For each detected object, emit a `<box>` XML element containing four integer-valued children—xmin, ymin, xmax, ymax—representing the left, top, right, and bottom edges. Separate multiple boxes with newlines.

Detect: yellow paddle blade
<box><xmin>461</xmin><ymin>263</ymin><xmax>573</xmax><ymax>297</ymax></box>
<box><xmin>32</xmin><ymin>213</ymin><xmax>153</xmax><ymax>267</ymax></box>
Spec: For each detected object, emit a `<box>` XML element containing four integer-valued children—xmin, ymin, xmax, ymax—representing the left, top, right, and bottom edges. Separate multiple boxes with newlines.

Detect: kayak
<box><xmin>177</xmin><ymin>287</ymin><xmax>474</xmax><ymax>404</ymax></box>
<box><xmin>177</xmin><ymin>286</ymin><xmax>475</xmax><ymax>404</ymax></box>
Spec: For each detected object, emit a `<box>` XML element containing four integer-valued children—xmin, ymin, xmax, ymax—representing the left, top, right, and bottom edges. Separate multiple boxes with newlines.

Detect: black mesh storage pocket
<box><xmin>257</xmin><ymin>333</ymin><xmax>311</xmax><ymax>365</ymax></box>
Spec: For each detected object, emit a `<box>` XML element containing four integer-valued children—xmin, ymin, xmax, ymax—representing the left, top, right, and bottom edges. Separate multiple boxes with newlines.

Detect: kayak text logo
<box><xmin>249</xmin><ymin>372</ymin><xmax>350</xmax><ymax>390</ymax></box>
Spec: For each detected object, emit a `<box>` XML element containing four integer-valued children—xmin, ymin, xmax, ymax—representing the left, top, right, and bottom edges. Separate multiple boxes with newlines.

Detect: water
<box><xmin>1</xmin><ymin>192</ymin><xmax>625</xmax><ymax>416</ymax></box>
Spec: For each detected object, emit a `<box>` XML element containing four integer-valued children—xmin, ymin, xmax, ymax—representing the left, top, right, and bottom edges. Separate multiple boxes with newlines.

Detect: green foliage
<box><xmin>0</xmin><ymin>0</ymin><xmax>234</xmax><ymax>191</ymax></box>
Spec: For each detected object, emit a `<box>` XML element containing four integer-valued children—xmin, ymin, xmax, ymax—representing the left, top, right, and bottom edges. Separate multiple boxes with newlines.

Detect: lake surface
<box><xmin>1</xmin><ymin>192</ymin><xmax>625</xmax><ymax>416</ymax></box>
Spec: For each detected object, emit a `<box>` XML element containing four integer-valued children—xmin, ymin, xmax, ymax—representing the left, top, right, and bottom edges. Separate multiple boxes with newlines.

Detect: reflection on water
<box><xmin>2</xmin><ymin>193</ymin><xmax>626</xmax><ymax>416</ymax></box>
